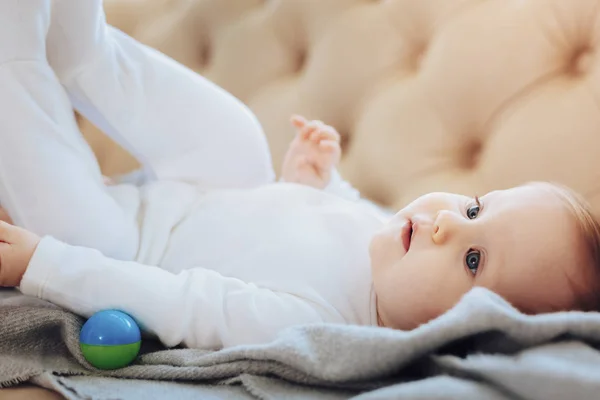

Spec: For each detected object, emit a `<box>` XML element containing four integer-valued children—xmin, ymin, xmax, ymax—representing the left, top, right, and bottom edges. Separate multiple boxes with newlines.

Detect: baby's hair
<box><xmin>530</xmin><ymin>181</ymin><xmax>600</xmax><ymax>311</ymax></box>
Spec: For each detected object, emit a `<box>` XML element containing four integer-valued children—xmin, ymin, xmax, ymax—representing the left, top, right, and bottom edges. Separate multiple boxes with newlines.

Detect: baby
<box><xmin>1</xmin><ymin>0</ymin><xmax>600</xmax><ymax>350</ymax></box>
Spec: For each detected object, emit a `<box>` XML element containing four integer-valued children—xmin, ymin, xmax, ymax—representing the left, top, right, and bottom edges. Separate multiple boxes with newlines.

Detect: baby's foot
<box><xmin>281</xmin><ymin>115</ymin><xmax>342</xmax><ymax>189</ymax></box>
<box><xmin>0</xmin><ymin>0</ymin><xmax>51</xmax><ymax>65</ymax></box>
<box><xmin>47</xmin><ymin>0</ymin><xmax>107</xmax><ymax>83</ymax></box>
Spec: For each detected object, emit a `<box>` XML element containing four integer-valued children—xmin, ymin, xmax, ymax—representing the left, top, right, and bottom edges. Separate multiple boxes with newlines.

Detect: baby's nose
<box><xmin>432</xmin><ymin>210</ymin><xmax>463</xmax><ymax>244</ymax></box>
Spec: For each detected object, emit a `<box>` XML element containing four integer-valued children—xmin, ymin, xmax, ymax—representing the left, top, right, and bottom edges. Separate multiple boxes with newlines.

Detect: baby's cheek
<box><xmin>368</xmin><ymin>234</ymin><xmax>383</xmax><ymax>262</ymax></box>
<box><xmin>369</xmin><ymin>230</ymin><xmax>404</xmax><ymax>272</ymax></box>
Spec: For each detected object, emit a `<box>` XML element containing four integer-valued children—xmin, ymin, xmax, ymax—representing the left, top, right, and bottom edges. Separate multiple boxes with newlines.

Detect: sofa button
<box><xmin>459</xmin><ymin>139</ymin><xmax>483</xmax><ymax>169</ymax></box>
<box><xmin>569</xmin><ymin>47</ymin><xmax>594</xmax><ymax>76</ymax></box>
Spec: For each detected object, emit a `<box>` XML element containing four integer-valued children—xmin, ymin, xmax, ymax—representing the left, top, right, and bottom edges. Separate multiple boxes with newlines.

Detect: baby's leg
<box><xmin>48</xmin><ymin>0</ymin><xmax>275</xmax><ymax>189</ymax></box>
<box><xmin>0</xmin><ymin>0</ymin><xmax>138</xmax><ymax>260</ymax></box>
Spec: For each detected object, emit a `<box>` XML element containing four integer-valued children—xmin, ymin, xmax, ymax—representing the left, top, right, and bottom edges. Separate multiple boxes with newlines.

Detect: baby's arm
<box><xmin>0</xmin><ymin>223</ymin><xmax>328</xmax><ymax>349</ymax></box>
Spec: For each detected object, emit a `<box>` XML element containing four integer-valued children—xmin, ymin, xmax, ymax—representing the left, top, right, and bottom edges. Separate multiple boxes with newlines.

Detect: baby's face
<box><xmin>370</xmin><ymin>184</ymin><xmax>592</xmax><ymax>330</ymax></box>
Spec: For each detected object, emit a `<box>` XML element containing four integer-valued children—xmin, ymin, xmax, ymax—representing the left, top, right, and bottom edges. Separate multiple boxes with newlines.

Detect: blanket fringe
<box><xmin>0</xmin><ymin>373</ymin><xmax>35</xmax><ymax>388</ymax></box>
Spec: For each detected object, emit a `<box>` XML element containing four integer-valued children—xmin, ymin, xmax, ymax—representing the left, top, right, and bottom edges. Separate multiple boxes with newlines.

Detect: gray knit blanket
<box><xmin>2</xmin><ymin>287</ymin><xmax>600</xmax><ymax>400</ymax></box>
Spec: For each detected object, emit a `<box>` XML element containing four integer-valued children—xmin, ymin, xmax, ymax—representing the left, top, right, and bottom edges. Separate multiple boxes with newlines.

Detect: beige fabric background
<box><xmin>81</xmin><ymin>0</ymin><xmax>600</xmax><ymax>213</ymax></box>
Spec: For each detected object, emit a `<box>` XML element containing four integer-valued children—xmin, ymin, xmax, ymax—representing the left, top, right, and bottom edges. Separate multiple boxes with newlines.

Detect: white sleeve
<box><xmin>279</xmin><ymin>169</ymin><xmax>361</xmax><ymax>201</ymax></box>
<box><xmin>323</xmin><ymin>169</ymin><xmax>362</xmax><ymax>202</ymax></box>
<box><xmin>324</xmin><ymin>170</ymin><xmax>395</xmax><ymax>219</ymax></box>
<box><xmin>19</xmin><ymin>237</ymin><xmax>328</xmax><ymax>349</ymax></box>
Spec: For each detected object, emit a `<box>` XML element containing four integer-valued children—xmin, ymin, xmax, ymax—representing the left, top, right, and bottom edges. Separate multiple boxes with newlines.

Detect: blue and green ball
<box><xmin>79</xmin><ymin>310</ymin><xmax>141</xmax><ymax>370</ymax></box>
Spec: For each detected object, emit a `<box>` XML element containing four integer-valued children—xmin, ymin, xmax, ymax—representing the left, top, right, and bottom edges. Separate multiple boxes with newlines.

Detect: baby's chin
<box><xmin>368</xmin><ymin>233</ymin><xmax>407</xmax><ymax>274</ymax></box>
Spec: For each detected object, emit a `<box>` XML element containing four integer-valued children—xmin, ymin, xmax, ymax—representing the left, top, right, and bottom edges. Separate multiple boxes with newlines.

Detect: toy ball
<box><xmin>79</xmin><ymin>310</ymin><xmax>141</xmax><ymax>370</ymax></box>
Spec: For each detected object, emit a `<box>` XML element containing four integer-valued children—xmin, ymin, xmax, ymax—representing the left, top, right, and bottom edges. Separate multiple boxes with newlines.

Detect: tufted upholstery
<box><xmin>82</xmin><ymin>0</ymin><xmax>600</xmax><ymax>212</ymax></box>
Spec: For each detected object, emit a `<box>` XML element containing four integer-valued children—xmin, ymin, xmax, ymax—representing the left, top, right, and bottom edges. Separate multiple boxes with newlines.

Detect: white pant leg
<box><xmin>48</xmin><ymin>0</ymin><xmax>276</xmax><ymax>189</ymax></box>
<box><xmin>0</xmin><ymin>1</ymin><xmax>139</xmax><ymax>260</ymax></box>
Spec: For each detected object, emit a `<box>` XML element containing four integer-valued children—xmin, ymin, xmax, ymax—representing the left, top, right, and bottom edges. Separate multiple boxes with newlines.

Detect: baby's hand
<box><xmin>0</xmin><ymin>222</ymin><xmax>40</xmax><ymax>287</ymax></box>
<box><xmin>281</xmin><ymin>115</ymin><xmax>342</xmax><ymax>189</ymax></box>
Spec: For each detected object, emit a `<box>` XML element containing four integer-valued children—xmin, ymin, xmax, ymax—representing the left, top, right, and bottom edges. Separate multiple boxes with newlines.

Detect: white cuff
<box><xmin>324</xmin><ymin>169</ymin><xmax>361</xmax><ymax>201</ymax></box>
<box><xmin>19</xmin><ymin>236</ymin><xmax>68</xmax><ymax>298</ymax></box>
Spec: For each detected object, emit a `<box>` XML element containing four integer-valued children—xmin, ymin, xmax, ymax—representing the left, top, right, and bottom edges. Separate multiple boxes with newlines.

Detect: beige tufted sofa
<box><xmin>4</xmin><ymin>0</ymin><xmax>600</xmax><ymax>398</ymax></box>
<box><xmin>79</xmin><ymin>0</ymin><xmax>600</xmax><ymax>213</ymax></box>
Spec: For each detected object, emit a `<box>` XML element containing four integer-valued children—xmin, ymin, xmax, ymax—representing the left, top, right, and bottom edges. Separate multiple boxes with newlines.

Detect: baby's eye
<box><xmin>466</xmin><ymin>197</ymin><xmax>481</xmax><ymax>219</ymax></box>
<box><xmin>465</xmin><ymin>250</ymin><xmax>480</xmax><ymax>275</ymax></box>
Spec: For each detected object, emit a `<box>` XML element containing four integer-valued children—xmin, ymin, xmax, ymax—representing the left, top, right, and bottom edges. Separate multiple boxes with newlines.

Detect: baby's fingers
<box><xmin>0</xmin><ymin>207</ymin><xmax>12</xmax><ymax>224</ymax></box>
<box><xmin>319</xmin><ymin>139</ymin><xmax>340</xmax><ymax>153</ymax></box>
<box><xmin>291</xmin><ymin>115</ymin><xmax>308</xmax><ymax>129</ymax></box>
<box><xmin>295</xmin><ymin>123</ymin><xmax>318</xmax><ymax>141</ymax></box>
<box><xmin>0</xmin><ymin>221</ymin><xmax>17</xmax><ymax>244</ymax></box>
<box><xmin>309</xmin><ymin>125</ymin><xmax>340</xmax><ymax>143</ymax></box>
<box><xmin>0</xmin><ymin>241</ymin><xmax>14</xmax><ymax>286</ymax></box>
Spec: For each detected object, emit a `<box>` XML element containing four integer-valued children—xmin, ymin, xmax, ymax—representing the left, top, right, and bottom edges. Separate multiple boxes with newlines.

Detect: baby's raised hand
<box><xmin>281</xmin><ymin>115</ymin><xmax>342</xmax><ymax>189</ymax></box>
<box><xmin>0</xmin><ymin>222</ymin><xmax>40</xmax><ymax>287</ymax></box>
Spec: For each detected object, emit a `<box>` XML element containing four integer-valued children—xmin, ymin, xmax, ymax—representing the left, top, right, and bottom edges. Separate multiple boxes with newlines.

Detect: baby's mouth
<box><xmin>401</xmin><ymin>220</ymin><xmax>413</xmax><ymax>252</ymax></box>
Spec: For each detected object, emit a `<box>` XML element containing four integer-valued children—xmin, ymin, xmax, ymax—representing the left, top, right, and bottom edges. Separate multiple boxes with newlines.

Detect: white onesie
<box><xmin>0</xmin><ymin>0</ymin><xmax>388</xmax><ymax>349</ymax></box>
<box><xmin>21</xmin><ymin>176</ymin><xmax>386</xmax><ymax>349</ymax></box>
